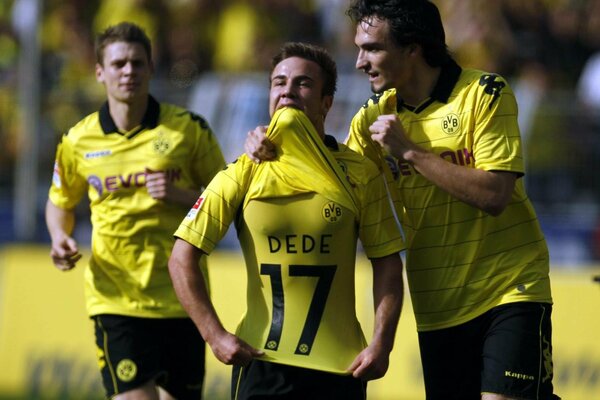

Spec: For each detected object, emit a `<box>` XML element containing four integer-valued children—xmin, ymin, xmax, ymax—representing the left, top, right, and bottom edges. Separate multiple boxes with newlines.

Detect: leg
<box><xmin>232</xmin><ymin>360</ymin><xmax>366</xmax><ymax>400</ymax></box>
<box><xmin>158</xmin><ymin>318</ymin><xmax>206</xmax><ymax>400</ymax></box>
<box><xmin>94</xmin><ymin>315</ymin><xmax>166</xmax><ymax>399</ymax></box>
<box><xmin>113</xmin><ymin>380</ymin><xmax>160</xmax><ymax>400</ymax></box>
<box><xmin>418</xmin><ymin>315</ymin><xmax>486</xmax><ymax>400</ymax></box>
<box><xmin>480</xmin><ymin>302</ymin><xmax>559</xmax><ymax>400</ymax></box>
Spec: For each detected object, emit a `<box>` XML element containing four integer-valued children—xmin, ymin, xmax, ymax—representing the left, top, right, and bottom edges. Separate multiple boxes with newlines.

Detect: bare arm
<box><xmin>348</xmin><ymin>253</ymin><xmax>404</xmax><ymax>380</ymax></box>
<box><xmin>45</xmin><ymin>199</ymin><xmax>82</xmax><ymax>271</ymax></box>
<box><xmin>370</xmin><ymin>115</ymin><xmax>516</xmax><ymax>216</ymax></box>
<box><xmin>168</xmin><ymin>239</ymin><xmax>264</xmax><ymax>365</ymax></box>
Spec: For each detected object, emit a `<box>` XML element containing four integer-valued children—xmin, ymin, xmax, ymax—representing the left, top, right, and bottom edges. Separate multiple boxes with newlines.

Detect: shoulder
<box><xmin>159</xmin><ymin>103</ymin><xmax>212</xmax><ymax>131</ymax></box>
<box><xmin>458</xmin><ymin>68</ymin><xmax>514</xmax><ymax>95</ymax></box>
<box><xmin>64</xmin><ymin>111</ymin><xmax>102</xmax><ymax>142</ymax></box>
<box><xmin>359</xmin><ymin>89</ymin><xmax>397</xmax><ymax>112</ymax></box>
<box><xmin>455</xmin><ymin>69</ymin><xmax>516</xmax><ymax>111</ymax></box>
<box><xmin>335</xmin><ymin>143</ymin><xmax>381</xmax><ymax>182</ymax></box>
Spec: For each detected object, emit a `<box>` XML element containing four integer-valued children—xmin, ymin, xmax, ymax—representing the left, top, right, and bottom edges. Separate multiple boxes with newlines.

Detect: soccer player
<box><xmin>168</xmin><ymin>42</ymin><xmax>405</xmax><ymax>399</ymax></box>
<box><xmin>45</xmin><ymin>22</ymin><xmax>225</xmax><ymax>400</ymax></box>
<box><xmin>245</xmin><ymin>1</ymin><xmax>560</xmax><ymax>399</ymax></box>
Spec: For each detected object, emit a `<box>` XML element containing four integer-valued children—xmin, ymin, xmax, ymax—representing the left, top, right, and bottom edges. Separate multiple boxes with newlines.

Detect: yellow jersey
<box><xmin>49</xmin><ymin>96</ymin><xmax>226</xmax><ymax>318</ymax></box>
<box><xmin>175</xmin><ymin>107</ymin><xmax>405</xmax><ymax>373</ymax></box>
<box><xmin>347</xmin><ymin>60</ymin><xmax>552</xmax><ymax>331</ymax></box>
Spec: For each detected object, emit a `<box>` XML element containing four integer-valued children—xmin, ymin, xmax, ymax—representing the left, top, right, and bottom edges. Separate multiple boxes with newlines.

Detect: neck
<box><xmin>107</xmin><ymin>95</ymin><xmax>148</xmax><ymax>131</ymax></box>
<box><xmin>398</xmin><ymin>63</ymin><xmax>441</xmax><ymax>107</ymax></box>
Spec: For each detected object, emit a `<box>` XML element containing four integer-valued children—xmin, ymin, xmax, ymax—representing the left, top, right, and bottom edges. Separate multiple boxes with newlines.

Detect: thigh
<box><xmin>158</xmin><ymin>318</ymin><xmax>206</xmax><ymax>400</ymax></box>
<box><xmin>418</xmin><ymin>317</ymin><xmax>485</xmax><ymax>400</ymax></box>
<box><xmin>481</xmin><ymin>302</ymin><xmax>557</xmax><ymax>400</ymax></box>
<box><xmin>93</xmin><ymin>315</ymin><xmax>163</xmax><ymax>398</ymax></box>
<box><xmin>232</xmin><ymin>360</ymin><xmax>366</xmax><ymax>400</ymax></box>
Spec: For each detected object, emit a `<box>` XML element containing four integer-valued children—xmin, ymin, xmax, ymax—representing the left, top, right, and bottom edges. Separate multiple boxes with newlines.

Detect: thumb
<box><xmin>64</xmin><ymin>236</ymin><xmax>79</xmax><ymax>254</ymax></box>
<box><xmin>248</xmin><ymin>346</ymin><xmax>265</xmax><ymax>357</ymax></box>
<box><xmin>347</xmin><ymin>353</ymin><xmax>363</xmax><ymax>374</ymax></box>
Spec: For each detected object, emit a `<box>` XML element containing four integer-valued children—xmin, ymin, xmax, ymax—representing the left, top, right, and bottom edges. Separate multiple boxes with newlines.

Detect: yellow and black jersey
<box><xmin>49</xmin><ymin>96</ymin><xmax>226</xmax><ymax>318</ymax></box>
<box><xmin>175</xmin><ymin>107</ymin><xmax>404</xmax><ymax>373</ymax></box>
<box><xmin>347</xmin><ymin>59</ymin><xmax>552</xmax><ymax>332</ymax></box>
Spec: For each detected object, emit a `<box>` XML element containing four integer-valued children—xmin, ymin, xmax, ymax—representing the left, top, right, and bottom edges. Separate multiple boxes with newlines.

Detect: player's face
<box><xmin>269</xmin><ymin>56</ymin><xmax>332</xmax><ymax>133</ymax></box>
<box><xmin>96</xmin><ymin>41</ymin><xmax>153</xmax><ymax>104</ymax></box>
<box><xmin>355</xmin><ymin>17</ymin><xmax>411</xmax><ymax>93</ymax></box>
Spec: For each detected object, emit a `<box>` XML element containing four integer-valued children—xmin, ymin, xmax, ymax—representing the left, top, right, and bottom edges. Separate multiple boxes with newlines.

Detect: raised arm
<box><xmin>244</xmin><ymin>125</ymin><xmax>276</xmax><ymax>163</ymax></box>
<box><xmin>45</xmin><ymin>199</ymin><xmax>82</xmax><ymax>271</ymax></box>
<box><xmin>369</xmin><ymin>115</ymin><xmax>516</xmax><ymax>216</ymax></box>
<box><xmin>348</xmin><ymin>252</ymin><xmax>404</xmax><ymax>380</ymax></box>
<box><xmin>168</xmin><ymin>239</ymin><xmax>264</xmax><ymax>365</ymax></box>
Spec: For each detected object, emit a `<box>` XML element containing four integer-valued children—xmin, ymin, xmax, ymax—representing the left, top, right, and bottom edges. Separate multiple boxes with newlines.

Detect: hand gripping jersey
<box><xmin>346</xmin><ymin>60</ymin><xmax>552</xmax><ymax>332</ymax></box>
<box><xmin>49</xmin><ymin>96</ymin><xmax>226</xmax><ymax>318</ymax></box>
<box><xmin>175</xmin><ymin>107</ymin><xmax>405</xmax><ymax>373</ymax></box>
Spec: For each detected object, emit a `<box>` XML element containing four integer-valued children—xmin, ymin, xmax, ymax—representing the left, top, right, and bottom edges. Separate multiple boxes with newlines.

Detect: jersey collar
<box><xmin>396</xmin><ymin>58</ymin><xmax>462</xmax><ymax>113</ymax></box>
<box><xmin>323</xmin><ymin>134</ymin><xmax>339</xmax><ymax>151</ymax></box>
<box><xmin>99</xmin><ymin>95</ymin><xmax>160</xmax><ymax>135</ymax></box>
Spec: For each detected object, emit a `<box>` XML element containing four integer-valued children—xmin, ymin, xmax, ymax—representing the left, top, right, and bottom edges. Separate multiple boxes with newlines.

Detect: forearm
<box><xmin>168</xmin><ymin>239</ymin><xmax>226</xmax><ymax>343</ymax></box>
<box><xmin>45</xmin><ymin>199</ymin><xmax>75</xmax><ymax>240</ymax></box>
<box><xmin>404</xmin><ymin>148</ymin><xmax>515</xmax><ymax>215</ymax></box>
<box><xmin>371</xmin><ymin>254</ymin><xmax>404</xmax><ymax>352</ymax></box>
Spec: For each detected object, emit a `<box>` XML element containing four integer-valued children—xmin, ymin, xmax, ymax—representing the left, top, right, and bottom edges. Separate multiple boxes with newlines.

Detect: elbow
<box><xmin>482</xmin><ymin>194</ymin><xmax>511</xmax><ymax>216</ymax></box>
<box><xmin>484</xmin><ymin>203</ymin><xmax>506</xmax><ymax>217</ymax></box>
<box><xmin>168</xmin><ymin>239</ymin><xmax>187</xmax><ymax>277</ymax></box>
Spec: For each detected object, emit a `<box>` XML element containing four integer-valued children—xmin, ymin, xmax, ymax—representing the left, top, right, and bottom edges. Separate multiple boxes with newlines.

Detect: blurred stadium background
<box><xmin>0</xmin><ymin>0</ymin><xmax>599</xmax><ymax>399</ymax></box>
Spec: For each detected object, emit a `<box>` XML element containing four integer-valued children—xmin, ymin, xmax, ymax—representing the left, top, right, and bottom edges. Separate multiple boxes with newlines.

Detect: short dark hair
<box><xmin>347</xmin><ymin>0</ymin><xmax>450</xmax><ymax>67</ymax></box>
<box><xmin>95</xmin><ymin>22</ymin><xmax>152</xmax><ymax>65</ymax></box>
<box><xmin>271</xmin><ymin>42</ymin><xmax>337</xmax><ymax>98</ymax></box>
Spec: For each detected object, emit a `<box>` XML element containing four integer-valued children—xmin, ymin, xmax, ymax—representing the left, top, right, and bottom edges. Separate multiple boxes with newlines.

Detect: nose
<box><xmin>356</xmin><ymin>50</ymin><xmax>367</xmax><ymax>71</ymax></box>
<box><xmin>122</xmin><ymin>62</ymin><xmax>134</xmax><ymax>74</ymax></box>
<box><xmin>281</xmin><ymin>81</ymin><xmax>294</xmax><ymax>97</ymax></box>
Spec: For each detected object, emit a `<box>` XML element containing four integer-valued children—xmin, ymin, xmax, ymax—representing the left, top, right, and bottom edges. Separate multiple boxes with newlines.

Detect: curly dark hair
<box><xmin>347</xmin><ymin>0</ymin><xmax>450</xmax><ymax>67</ymax></box>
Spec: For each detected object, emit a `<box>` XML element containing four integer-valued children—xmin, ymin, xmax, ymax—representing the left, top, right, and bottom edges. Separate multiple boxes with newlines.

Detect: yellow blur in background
<box><xmin>0</xmin><ymin>245</ymin><xmax>598</xmax><ymax>399</ymax></box>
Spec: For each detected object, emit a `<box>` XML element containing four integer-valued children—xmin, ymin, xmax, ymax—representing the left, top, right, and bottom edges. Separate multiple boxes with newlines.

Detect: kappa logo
<box><xmin>116</xmin><ymin>359</ymin><xmax>137</xmax><ymax>382</ymax></box>
<box><xmin>322</xmin><ymin>202</ymin><xmax>342</xmax><ymax>223</ymax></box>
<box><xmin>96</xmin><ymin>346</ymin><xmax>106</xmax><ymax>370</ymax></box>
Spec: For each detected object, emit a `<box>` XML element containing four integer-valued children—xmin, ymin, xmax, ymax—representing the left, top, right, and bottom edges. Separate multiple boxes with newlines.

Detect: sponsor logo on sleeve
<box><xmin>186</xmin><ymin>197</ymin><xmax>204</xmax><ymax>219</ymax></box>
<box><xmin>52</xmin><ymin>161</ymin><xmax>61</xmax><ymax>188</ymax></box>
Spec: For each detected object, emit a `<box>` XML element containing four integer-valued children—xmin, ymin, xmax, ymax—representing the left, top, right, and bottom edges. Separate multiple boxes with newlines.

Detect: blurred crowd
<box><xmin>1</xmin><ymin>0</ymin><xmax>600</xmax><ymax>257</ymax></box>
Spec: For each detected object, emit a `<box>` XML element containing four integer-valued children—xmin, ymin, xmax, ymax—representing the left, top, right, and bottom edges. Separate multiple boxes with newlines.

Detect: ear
<box><xmin>95</xmin><ymin>63</ymin><xmax>104</xmax><ymax>83</ymax></box>
<box><xmin>322</xmin><ymin>95</ymin><xmax>333</xmax><ymax>118</ymax></box>
<box><xmin>408</xmin><ymin>43</ymin><xmax>421</xmax><ymax>55</ymax></box>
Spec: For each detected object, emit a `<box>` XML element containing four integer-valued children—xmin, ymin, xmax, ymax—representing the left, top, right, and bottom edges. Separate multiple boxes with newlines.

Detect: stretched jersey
<box><xmin>48</xmin><ymin>96</ymin><xmax>225</xmax><ymax>318</ymax></box>
<box><xmin>175</xmin><ymin>107</ymin><xmax>405</xmax><ymax>373</ymax></box>
<box><xmin>347</xmin><ymin>59</ymin><xmax>552</xmax><ymax>331</ymax></box>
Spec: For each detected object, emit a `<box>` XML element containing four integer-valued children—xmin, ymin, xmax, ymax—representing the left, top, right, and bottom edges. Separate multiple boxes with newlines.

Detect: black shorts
<box><xmin>93</xmin><ymin>314</ymin><xmax>205</xmax><ymax>399</ymax></box>
<box><xmin>232</xmin><ymin>359</ymin><xmax>367</xmax><ymax>400</ymax></box>
<box><xmin>418</xmin><ymin>302</ymin><xmax>560</xmax><ymax>400</ymax></box>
